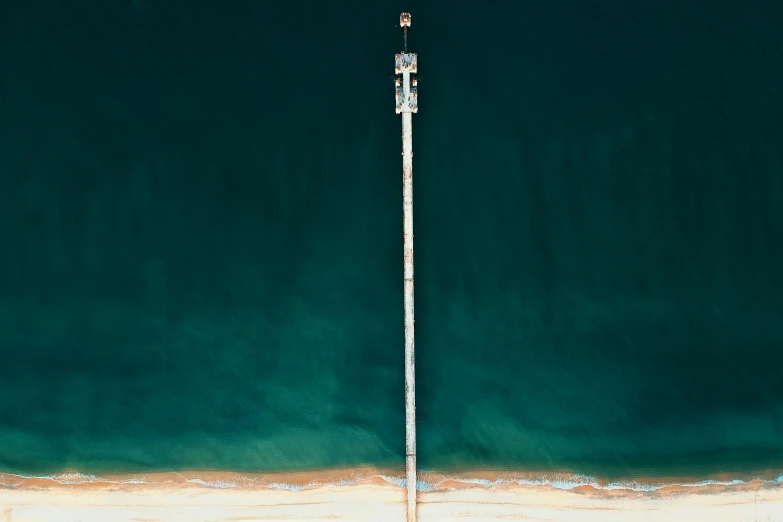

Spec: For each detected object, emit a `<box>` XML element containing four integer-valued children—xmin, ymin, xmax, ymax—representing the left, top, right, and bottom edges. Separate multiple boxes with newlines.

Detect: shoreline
<box><xmin>3</xmin><ymin>465</ymin><xmax>783</xmax><ymax>492</ymax></box>
<box><xmin>3</xmin><ymin>466</ymin><xmax>783</xmax><ymax>521</ymax></box>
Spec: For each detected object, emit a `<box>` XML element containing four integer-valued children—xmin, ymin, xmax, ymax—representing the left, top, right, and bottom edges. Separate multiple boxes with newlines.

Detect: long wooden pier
<box><xmin>394</xmin><ymin>11</ymin><xmax>419</xmax><ymax>522</ymax></box>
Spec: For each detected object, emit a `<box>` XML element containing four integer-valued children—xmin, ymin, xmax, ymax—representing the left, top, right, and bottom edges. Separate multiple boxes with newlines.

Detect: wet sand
<box><xmin>2</xmin><ymin>468</ymin><xmax>783</xmax><ymax>521</ymax></box>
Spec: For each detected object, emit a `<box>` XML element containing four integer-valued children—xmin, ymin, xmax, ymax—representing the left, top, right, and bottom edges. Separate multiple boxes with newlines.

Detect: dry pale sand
<box><xmin>2</xmin><ymin>468</ymin><xmax>783</xmax><ymax>521</ymax></box>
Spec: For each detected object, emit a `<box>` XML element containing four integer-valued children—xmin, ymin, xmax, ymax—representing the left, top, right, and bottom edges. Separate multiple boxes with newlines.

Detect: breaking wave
<box><xmin>2</xmin><ymin>470</ymin><xmax>782</xmax><ymax>492</ymax></box>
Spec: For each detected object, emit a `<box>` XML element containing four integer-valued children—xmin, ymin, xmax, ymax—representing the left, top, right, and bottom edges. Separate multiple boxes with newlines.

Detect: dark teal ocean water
<box><xmin>1</xmin><ymin>1</ymin><xmax>782</xmax><ymax>481</ymax></box>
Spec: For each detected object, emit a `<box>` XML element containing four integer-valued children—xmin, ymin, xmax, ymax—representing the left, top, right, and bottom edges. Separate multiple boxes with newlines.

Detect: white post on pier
<box><xmin>395</xmin><ymin>11</ymin><xmax>419</xmax><ymax>522</ymax></box>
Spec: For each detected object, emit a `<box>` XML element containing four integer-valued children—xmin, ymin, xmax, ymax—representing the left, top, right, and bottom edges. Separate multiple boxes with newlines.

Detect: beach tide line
<box><xmin>3</xmin><ymin>468</ymin><xmax>783</xmax><ymax>493</ymax></box>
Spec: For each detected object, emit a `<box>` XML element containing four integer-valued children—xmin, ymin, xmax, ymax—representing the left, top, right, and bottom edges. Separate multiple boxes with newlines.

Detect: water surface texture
<box><xmin>1</xmin><ymin>2</ymin><xmax>782</xmax><ymax>479</ymax></box>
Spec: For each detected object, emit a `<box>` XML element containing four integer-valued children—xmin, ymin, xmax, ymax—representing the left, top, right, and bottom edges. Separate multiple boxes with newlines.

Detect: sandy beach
<box><xmin>3</xmin><ymin>468</ymin><xmax>783</xmax><ymax>521</ymax></box>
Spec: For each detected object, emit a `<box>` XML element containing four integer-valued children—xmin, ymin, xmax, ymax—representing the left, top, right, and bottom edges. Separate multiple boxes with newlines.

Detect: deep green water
<box><xmin>1</xmin><ymin>1</ymin><xmax>782</xmax><ymax>480</ymax></box>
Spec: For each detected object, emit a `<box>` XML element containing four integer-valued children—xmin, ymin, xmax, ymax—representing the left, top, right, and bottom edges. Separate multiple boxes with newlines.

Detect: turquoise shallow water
<box><xmin>1</xmin><ymin>2</ymin><xmax>782</xmax><ymax>480</ymax></box>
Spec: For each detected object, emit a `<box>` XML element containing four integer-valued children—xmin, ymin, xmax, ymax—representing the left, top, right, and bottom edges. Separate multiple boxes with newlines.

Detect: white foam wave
<box><xmin>379</xmin><ymin>475</ymin><xmax>406</xmax><ymax>488</ymax></box>
<box><xmin>122</xmin><ymin>478</ymin><xmax>147</xmax><ymax>484</ymax></box>
<box><xmin>187</xmin><ymin>478</ymin><xmax>239</xmax><ymax>489</ymax></box>
<box><xmin>3</xmin><ymin>470</ymin><xmax>782</xmax><ymax>493</ymax></box>
<box><xmin>46</xmin><ymin>472</ymin><xmax>100</xmax><ymax>485</ymax></box>
<box><xmin>266</xmin><ymin>482</ymin><xmax>307</xmax><ymax>491</ymax></box>
<box><xmin>396</xmin><ymin>471</ymin><xmax>783</xmax><ymax>492</ymax></box>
